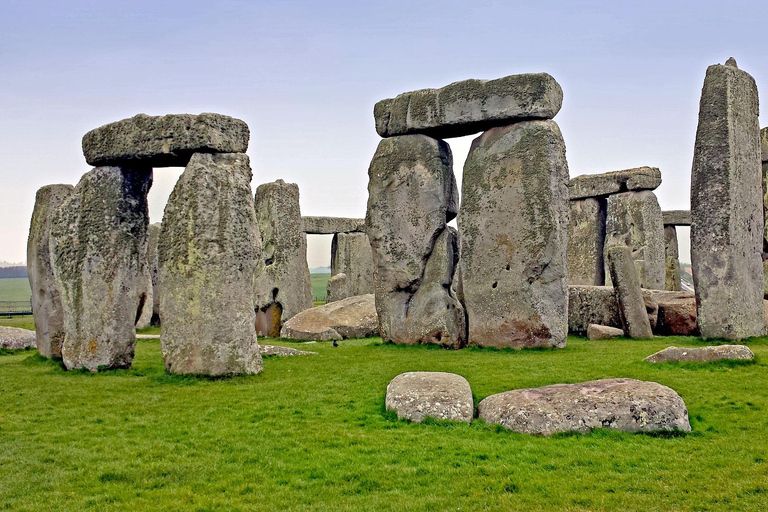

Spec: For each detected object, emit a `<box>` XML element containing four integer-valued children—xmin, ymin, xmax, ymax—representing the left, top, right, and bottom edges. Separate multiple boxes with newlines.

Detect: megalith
<box><xmin>366</xmin><ymin>134</ymin><xmax>465</xmax><ymax>348</ymax></box>
<box><xmin>27</xmin><ymin>184</ymin><xmax>74</xmax><ymax>359</ymax></box>
<box><xmin>567</xmin><ymin>197</ymin><xmax>606</xmax><ymax>285</ymax></box>
<box><xmin>159</xmin><ymin>153</ymin><xmax>262</xmax><ymax>375</ymax></box>
<box><xmin>326</xmin><ymin>232</ymin><xmax>374</xmax><ymax>303</ymax></box>
<box><xmin>691</xmin><ymin>59</ymin><xmax>765</xmax><ymax>340</ymax></box>
<box><xmin>606</xmin><ymin>245</ymin><xmax>654</xmax><ymax>339</ymax></box>
<box><xmin>146</xmin><ymin>223</ymin><xmax>161</xmax><ymax>325</ymax></box>
<box><xmin>664</xmin><ymin>225</ymin><xmax>681</xmax><ymax>291</ymax></box>
<box><xmin>459</xmin><ymin>120</ymin><xmax>569</xmax><ymax>348</ymax></box>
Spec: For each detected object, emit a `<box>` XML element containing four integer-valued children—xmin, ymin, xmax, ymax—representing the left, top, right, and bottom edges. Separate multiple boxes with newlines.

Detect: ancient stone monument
<box><xmin>385</xmin><ymin>372</ymin><xmax>474</xmax><ymax>423</ymax></box>
<box><xmin>146</xmin><ymin>223</ymin><xmax>161</xmax><ymax>325</ymax></box>
<box><xmin>661</xmin><ymin>210</ymin><xmax>690</xmax><ymax>292</ymax></box>
<box><xmin>691</xmin><ymin>59</ymin><xmax>765</xmax><ymax>340</ymax></box>
<box><xmin>606</xmin><ymin>245</ymin><xmax>654</xmax><ymax>339</ymax></box>
<box><xmin>327</xmin><ymin>232</ymin><xmax>374</xmax><ymax>303</ymax></box>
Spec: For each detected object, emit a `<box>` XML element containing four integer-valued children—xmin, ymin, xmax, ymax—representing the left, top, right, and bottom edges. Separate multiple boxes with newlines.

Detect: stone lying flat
<box><xmin>385</xmin><ymin>372</ymin><xmax>473</xmax><ymax>423</ymax></box>
<box><xmin>82</xmin><ymin>113</ymin><xmax>249</xmax><ymax>167</ymax></box>
<box><xmin>374</xmin><ymin>73</ymin><xmax>563</xmax><ymax>139</ymax></box>
<box><xmin>477</xmin><ymin>378</ymin><xmax>690</xmax><ymax>435</ymax></box>
<box><xmin>662</xmin><ymin>210</ymin><xmax>691</xmax><ymax>226</ymax></box>
<box><xmin>587</xmin><ymin>324</ymin><xmax>624</xmax><ymax>340</ymax></box>
<box><xmin>569</xmin><ymin>167</ymin><xmax>662</xmax><ymax>200</ymax></box>
<box><xmin>301</xmin><ymin>216</ymin><xmax>366</xmax><ymax>234</ymax></box>
<box><xmin>280</xmin><ymin>294</ymin><xmax>378</xmax><ymax>341</ymax></box>
<box><xmin>260</xmin><ymin>345</ymin><xmax>318</xmax><ymax>357</ymax></box>
<box><xmin>0</xmin><ymin>326</ymin><xmax>36</xmax><ymax>350</ymax></box>
<box><xmin>645</xmin><ymin>345</ymin><xmax>754</xmax><ymax>363</ymax></box>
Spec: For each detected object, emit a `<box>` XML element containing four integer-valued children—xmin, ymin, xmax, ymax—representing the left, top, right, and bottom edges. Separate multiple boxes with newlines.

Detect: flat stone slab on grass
<box><xmin>385</xmin><ymin>372</ymin><xmax>473</xmax><ymax>423</ymax></box>
<box><xmin>569</xmin><ymin>167</ymin><xmax>662</xmax><ymax>200</ymax></box>
<box><xmin>280</xmin><ymin>294</ymin><xmax>378</xmax><ymax>341</ymax></box>
<box><xmin>645</xmin><ymin>345</ymin><xmax>754</xmax><ymax>363</ymax></box>
<box><xmin>478</xmin><ymin>378</ymin><xmax>690</xmax><ymax>435</ymax></box>
<box><xmin>260</xmin><ymin>345</ymin><xmax>318</xmax><ymax>357</ymax></box>
<box><xmin>0</xmin><ymin>327</ymin><xmax>36</xmax><ymax>350</ymax></box>
<box><xmin>587</xmin><ymin>324</ymin><xmax>624</xmax><ymax>340</ymax></box>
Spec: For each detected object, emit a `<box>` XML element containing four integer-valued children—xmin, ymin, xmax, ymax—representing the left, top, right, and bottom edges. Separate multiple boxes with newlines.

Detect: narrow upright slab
<box><xmin>146</xmin><ymin>223</ymin><xmax>161</xmax><ymax>325</ymax></box>
<box><xmin>567</xmin><ymin>197</ymin><xmax>606</xmax><ymax>285</ymax></box>
<box><xmin>326</xmin><ymin>232</ymin><xmax>374</xmax><ymax>303</ymax></box>
<box><xmin>664</xmin><ymin>226</ymin><xmax>681</xmax><ymax>291</ymax></box>
<box><xmin>691</xmin><ymin>61</ymin><xmax>765</xmax><ymax>339</ymax></box>
<box><xmin>460</xmin><ymin>120</ymin><xmax>569</xmax><ymax>348</ymax></box>
<box><xmin>569</xmin><ymin>167</ymin><xmax>661</xmax><ymax>200</ymax></box>
<box><xmin>159</xmin><ymin>153</ymin><xmax>262</xmax><ymax>376</ymax></box>
<box><xmin>606</xmin><ymin>245</ymin><xmax>653</xmax><ymax>339</ymax></box>
<box><xmin>374</xmin><ymin>73</ymin><xmax>563</xmax><ymax>139</ymax></box>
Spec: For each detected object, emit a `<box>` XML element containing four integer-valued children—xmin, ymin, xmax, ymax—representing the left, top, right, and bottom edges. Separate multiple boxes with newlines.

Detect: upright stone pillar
<box><xmin>664</xmin><ymin>226</ymin><xmax>681</xmax><ymax>291</ymax></box>
<box><xmin>326</xmin><ymin>232</ymin><xmax>374</xmax><ymax>302</ymax></box>
<box><xmin>159</xmin><ymin>153</ymin><xmax>262</xmax><ymax>375</ymax></box>
<box><xmin>691</xmin><ymin>59</ymin><xmax>765</xmax><ymax>340</ymax></box>
<box><xmin>567</xmin><ymin>197</ymin><xmax>606</xmax><ymax>285</ymax></box>
<box><xmin>27</xmin><ymin>184</ymin><xmax>74</xmax><ymax>359</ymax></box>
<box><xmin>366</xmin><ymin>134</ymin><xmax>466</xmax><ymax>348</ymax></box>
<box><xmin>606</xmin><ymin>245</ymin><xmax>653</xmax><ymax>339</ymax></box>
<box><xmin>146</xmin><ymin>223</ymin><xmax>161</xmax><ymax>325</ymax></box>
<box><xmin>459</xmin><ymin>120</ymin><xmax>569</xmax><ymax>349</ymax></box>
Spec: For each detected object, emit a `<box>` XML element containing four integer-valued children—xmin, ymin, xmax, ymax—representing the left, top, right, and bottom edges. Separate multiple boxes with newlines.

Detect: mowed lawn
<box><xmin>311</xmin><ymin>273</ymin><xmax>330</xmax><ymax>304</ymax></box>
<box><xmin>1</xmin><ymin>335</ymin><xmax>768</xmax><ymax>511</ymax></box>
<box><xmin>0</xmin><ymin>277</ymin><xmax>31</xmax><ymax>302</ymax></box>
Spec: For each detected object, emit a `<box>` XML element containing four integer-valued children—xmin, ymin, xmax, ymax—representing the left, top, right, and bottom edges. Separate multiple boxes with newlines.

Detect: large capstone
<box><xmin>82</xmin><ymin>113</ymin><xmax>249</xmax><ymax>167</ymax></box>
<box><xmin>662</xmin><ymin>210</ymin><xmax>691</xmax><ymax>226</ymax></box>
<box><xmin>459</xmin><ymin>120</ymin><xmax>569</xmax><ymax>348</ymax></box>
<box><xmin>691</xmin><ymin>61</ymin><xmax>765</xmax><ymax>340</ymax></box>
<box><xmin>158</xmin><ymin>153</ymin><xmax>262</xmax><ymax>376</ymax></box>
<box><xmin>567</xmin><ymin>197</ymin><xmax>606</xmax><ymax>285</ymax></box>
<box><xmin>568</xmin><ymin>167</ymin><xmax>661</xmax><ymax>200</ymax></box>
<box><xmin>374</xmin><ymin>73</ymin><xmax>563</xmax><ymax>139</ymax></box>
<box><xmin>50</xmin><ymin>166</ymin><xmax>152</xmax><ymax>371</ymax></box>
<box><xmin>366</xmin><ymin>134</ymin><xmax>465</xmax><ymax>348</ymax></box>
<box><xmin>301</xmin><ymin>216</ymin><xmax>366</xmax><ymax>234</ymax></box>
<box><xmin>326</xmin><ymin>232</ymin><xmax>375</xmax><ymax>303</ymax></box>
<box><xmin>664</xmin><ymin>226</ymin><xmax>681</xmax><ymax>291</ymax></box>
<box><xmin>27</xmin><ymin>184</ymin><xmax>74</xmax><ymax>359</ymax></box>
<box><xmin>385</xmin><ymin>372</ymin><xmax>474</xmax><ymax>423</ymax></box>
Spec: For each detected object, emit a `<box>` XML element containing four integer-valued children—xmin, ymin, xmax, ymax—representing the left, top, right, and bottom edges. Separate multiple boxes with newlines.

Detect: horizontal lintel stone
<box><xmin>569</xmin><ymin>167</ymin><xmax>661</xmax><ymax>200</ymax></box>
<box><xmin>662</xmin><ymin>210</ymin><xmax>691</xmax><ymax>226</ymax></box>
<box><xmin>301</xmin><ymin>216</ymin><xmax>366</xmax><ymax>234</ymax></box>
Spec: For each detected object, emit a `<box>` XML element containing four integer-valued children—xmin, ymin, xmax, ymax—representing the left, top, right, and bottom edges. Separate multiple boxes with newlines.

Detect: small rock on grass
<box><xmin>587</xmin><ymin>324</ymin><xmax>624</xmax><ymax>340</ymax></box>
<box><xmin>386</xmin><ymin>372</ymin><xmax>473</xmax><ymax>423</ymax></box>
<box><xmin>0</xmin><ymin>326</ymin><xmax>36</xmax><ymax>350</ymax></box>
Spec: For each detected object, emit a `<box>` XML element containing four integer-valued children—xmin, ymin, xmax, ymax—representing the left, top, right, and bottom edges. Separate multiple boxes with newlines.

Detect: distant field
<box><xmin>0</xmin><ymin>277</ymin><xmax>31</xmax><ymax>302</ymax></box>
<box><xmin>311</xmin><ymin>273</ymin><xmax>330</xmax><ymax>304</ymax></box>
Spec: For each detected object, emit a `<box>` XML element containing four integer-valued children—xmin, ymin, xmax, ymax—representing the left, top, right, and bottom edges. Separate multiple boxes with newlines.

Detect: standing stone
<box><xmin>604</xmin><ymin>190</ymin><xmax>665</xmax><ymax>290</ymax></box>
<box><xmin>366</xmin><ymin>134</ymin><xmax>465</xmax><ymax>348</ymax></box>
<box><xmin>27</xmin><ymin>184</ymin><xmax>74</xmax><ymax>359</ymax></box>
<box><xmin>567</xmin><ymin>197</ymin><xmax>606</xmax><ymax>285</ymax></box>
<box><xmin>253</xmin><ymin>180</ymin><xmax>313</xmax><ymax>335</ymax></box>
<box><xmin>459</xmin><ymin>120</ymin><xmax>569</xmax><ymax>348</ymax></box>
<box><xmin>50</xmin><ymin>166</ymin><xmax>152</xmax><ymax>371</ymax></box>
<box><xmin>606</xmin><ymin>245</ymin><xmax>653</xmax><ymax>339</ymax></box>
<box><xmin>159</xmin><ymin>153</ymin><xmax>261</xmax><ymax>375</ymax></box>
<box><xmin>326</xmin><ymin>232</ymin><xmax>374</xmax><ymax>303</ymax></box>
<box><xmin>664</xmin><ymin>226</ymin><xmax>681</xmax><ymax>291</ymax></box>
<box><xmin>691</xmin><ymin>60</ymin><xmax>765</xmax><ymax>340</ymax></box>
<box><xmin>135</xmin><ymin>272</ymin><xmax>153</xmax><ymax>330</ymax></box>
<box><xmin>146</xmin><ymin>223</ymin><xmax>161</xmax><ymax>325</ymax></box>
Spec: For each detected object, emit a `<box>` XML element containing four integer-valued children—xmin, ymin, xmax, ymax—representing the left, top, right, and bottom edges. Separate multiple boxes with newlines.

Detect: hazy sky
<box><xmin>2</xmin><ymin>0</ymin><xmax>767</xmax><ymax>266</ymax></box>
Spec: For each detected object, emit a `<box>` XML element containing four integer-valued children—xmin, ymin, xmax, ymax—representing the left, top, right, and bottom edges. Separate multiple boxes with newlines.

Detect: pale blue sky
<box><xmin>2</xmin><ymin>0</ymin><xmax>767</xmax><ymax>265</ymax></box>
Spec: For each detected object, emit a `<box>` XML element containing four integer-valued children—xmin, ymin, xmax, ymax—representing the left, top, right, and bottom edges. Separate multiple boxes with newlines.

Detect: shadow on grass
<box><xmin>645</xmin><ymin>358</ymin><xmax>759</xmax><ymax>371</ymax></box>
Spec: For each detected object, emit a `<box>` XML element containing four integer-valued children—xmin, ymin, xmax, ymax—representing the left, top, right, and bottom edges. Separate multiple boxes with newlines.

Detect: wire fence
<box><xmin>0</xmin><ymin>299</ymin><xmax>32</xmax><ymax>316</ymax></box>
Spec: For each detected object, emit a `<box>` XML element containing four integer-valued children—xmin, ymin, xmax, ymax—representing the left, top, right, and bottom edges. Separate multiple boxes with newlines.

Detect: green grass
<box><xmin>2</xmin><ymin>335</ymin><xmax>768</xmax><ymax>510</ymax></box>
<box><xmin>0</xmin><ymin>314</ymin><xmax>35</xmax><ymax>330</ymax></box>
<box><xmin>311</xmin><ymin>272</ymin><xmax>330</xmax><ymax>304</ymax></box>
<box><xmin>0</xmin><ymin>277</ymin><xmax>31</xmax><ymax>301</ymax></box>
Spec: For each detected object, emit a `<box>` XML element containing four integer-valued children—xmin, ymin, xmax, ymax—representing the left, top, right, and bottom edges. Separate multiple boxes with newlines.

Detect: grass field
<box><xmin>311</xmin><ymin>272</ymin><xmax>330</xmax><ymax>304</ymax></box>
<box><xmin>2</xmin><ymin>335</ymin><xmax>768</xmax><ymax>510</ymax></box>
<box><xmin>0</xmin><ymin>277</ymin><xmax>31</xmax><ymax>302</ymax></box>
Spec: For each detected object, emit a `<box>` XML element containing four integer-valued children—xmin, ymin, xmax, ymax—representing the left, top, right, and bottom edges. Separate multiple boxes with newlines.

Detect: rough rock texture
<box><xmin>478</xmin><ymin>378</ymin><xmax>691</xmax><ymax>435</ymax></box>
<box><xmin>146</xmin><ymin>223</ymin><xmax>161</xmax><ymax>324</ymax></box>
<box><xmin>587</xmin><ymin>324</ymin><xmax>624</xmax><ymax>340</ymax></box>
<box><xmin>50</xmin><ymin>166</ymin><xmax>152</xmax><ymax>371</ymax></box>
<box><xmin>366</xmin><ymin>134</ymin><xmax>465</xmax><ymax>348</ymax></box>
<box><xmin>260</xmin><ymin>345</ymin><xmax>318</xmax><ymax>357</ymax></box>
<box><xmin>645</xmin><ymin>345</ymin><xmax>754</xmax><ymax>363</ymax></box>
<box><xmin>691</xmin><ymin>62</ymin><xmax>765</xmax><ymax>340</ymax></box>
<box><xmin>301</xmin><ymin>216</ymin><xmax>366</xmax><ymax>234</ymax></box>
<box><xmin>604</xmin><ymin>190</ymin><xmax>665</xmax><ymax>290</ymax></box>
<box><xmin>27</xmin><ymin>184</ymin><xmax>74</xmax><ymax>359</ymax></box>
<box><xmin>385</xmin><ymin>372</ymin><xmax>474</xmax><ymax>423</ymax></box>
<box><xmin>0</xmin><ymin>326</ymin><xmax>36</xmax><ymax>350</ymax></box>
<box><xmin>253</xmin><ymin>180</ymin><xmax>313</xmax><ymax>332</ymax></box>
<box><xmin>158</xmin><ymin>153</ymin><xmax>262</xmax><ymax>376</ymax></box>
<box><xmin>375</xmin><ymin>73</ymin><xmax>563</xmax><ymax>139</ymax></box>
<box><xmin>664</xmin><ymin>225</ymin><xmax>681</xmax><ymax>291</ymax></box>
<box><xmin>567</xmin><ymin>285</ymin><xmax>663</xmax><ymax>335</ymax></box>
<box><xmin>82</xmin><ymin>113</ymin><xmax>249</xmax><ymax>167</ymax></box>
<box><xmin>662</xmin><ymin>210</ymin><xmax>691</xmax><ymax>226</ymax></box>
<box><xmin>459</xmin><ymin>120</ymin><xmax>569</xmax><ymax>348</ymax></box>
<box><xmin>569</xmin><ymin>167</ymin><xmax>662</xmax><ymax>200</ymax></box>
<box><xmin>656</xmin><ymin>294</ymin><xmax>699</xmax><ymax>336</ymax></box>
<box><xmin>326</xmin><ymin>232</ymin><xmax>374</xmax><ymax>303</ymax></box>
<box><xmin>567</xmin><ymin>197</ymin><xmax>606</xmax><ymax>285</ymax></box>
<box><xmin>606</xmin><ymin>246</ymin><xmax>654</xmax><ymax>339</ymax></box>
<box><xmin>280</xmin><ymin>294</ymin><xmax>378</xmax><ymax>341</ymax></box>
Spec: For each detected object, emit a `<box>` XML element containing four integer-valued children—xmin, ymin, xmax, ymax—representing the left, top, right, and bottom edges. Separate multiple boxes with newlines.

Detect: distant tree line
<box><xmin>0</xmin><ymin>266</ymin><xmax>28</xmax><ymax>278</ymax></box>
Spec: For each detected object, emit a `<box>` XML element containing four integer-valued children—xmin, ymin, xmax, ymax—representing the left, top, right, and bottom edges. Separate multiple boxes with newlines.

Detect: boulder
<box><xmin>646</xmin><ymin>345</ymin><xmax>754</xmax><ymax>363</ymax></box>
<box><xmin>606</xmin><ymin>246</ymin><xmax>654</xmax><ymax>339</ymax></box>
<box><xmin>385</xmin><ymin>372</ymin><xmax>474</xmax><ymax>423</ymax></box>
<box><xmin>280</xmin><ymin>294</ymin><xmax>378</xmax><ymax>340</ymax></box>
<box><xmin>477</xmin><ymin>378</ymin><xmax>691</xmax><ymax>435</ymax></box>
<box><xmin>567</xmin><ymin>197</ymin><xmax>606</xmax><ymax>285</ymax></box>
<box><xmin>82</xmin><ymin>113</ymin><xmax>249</xmax><ymax>167</ymax></box>
<box><xmin>587</xmin><ymin>324</ymin><xmax>624</xmax><ymax>340</ymax></box>
<box><xmin>301</xmin><ymin>216</ymin><xmax>366</xmax><ymax>234</ymax></box>
<box><xmin>655</xmin><ymin>295</ymin><xmax>698</xmax><ymax>336</ymax></box>
<box><xmin>569</xmin><ymin>167</ymin><xmax>662</xmax><ymax>200</ymax></box>
<box><xmin>159</xmin><ymin>153</ymin><xmax>262</xmax><ymax>376</ymax></box>
<box><xmin>375</xmin><ymin>73</ymin><xmax>563</xmax><ymax>139</ymax></box>
<box><xmin>326</xmin><ymin>232</ymin><xmax>374</xmax><ymax>303</ymax></box>
<box><xmin>0</xmin><ymin>326</ymin><xmax>36</xmax><ymax>350</ymax></box>
<box><xmin>459</xmin><ymin>120</ymin><xmax>569</xmax><ymax>348</ymax></box>
<box><xmin>662</xmin><ymin>210</ymin><xmax>691</xmax><ymax>226</ymax></box>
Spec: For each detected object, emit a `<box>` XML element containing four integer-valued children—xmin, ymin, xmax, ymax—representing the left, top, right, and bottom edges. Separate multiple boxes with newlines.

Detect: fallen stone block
<box><xmin>260</xmin><ymin>345</ymin><xmax>318</xmax><ymax>357</ymax></box>
<box><xmin>0</xmin><ymin>326</ymin><xmax>36</xmax><ymax>350</ymax></box>
<box><xmin>587</xmin><ymin>324</ymin><xmax>624</xmax><ymax>340</ymax></box>
<box><xmin>569</xmin><ymin>167</ymin><xmax>661</xmax><ymax>200</ymax></box>
<box><xmin>385</xmin><ymin>371</ymin><xmax>474</xmax><ymax>423</ymax></box>
<box><xmin>280</xmin><ymin>294</ymin><xmax>378</xmax><ymax>341</ymax></box>
<box><xmin>645</xmin><ymin>345</ymin><xmax>754</xmax><ymax>363</ymax></box>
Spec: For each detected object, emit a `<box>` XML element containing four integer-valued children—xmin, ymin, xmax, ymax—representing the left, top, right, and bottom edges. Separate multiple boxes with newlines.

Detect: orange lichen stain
<box><xmin>87</xmin><ymin>338</ymin><xmax>99</xmax><ymax>355</ymax></box>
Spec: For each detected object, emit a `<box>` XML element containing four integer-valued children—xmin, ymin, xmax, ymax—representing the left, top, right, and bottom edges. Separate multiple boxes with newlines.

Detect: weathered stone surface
<box><xmin>662</xmin><ymin>210</ymin><xmax>691</xmax><ymax>226</ymax></box>
<box><xmin>366</xmin><ymin>134</ymin><xmax>465</xmax><ymax>348</ymax></box>
<box><xmin>27</xmin><ymin>184</ymin><xmax>74</xmax><ymax>359</ymax></box>
<box><xmin>82</xmin><ymin>113</ymin><xmax>249</xmax><ymax>167</ymax></box>
<box><xmin>656</xmin><ymin>295</ymin><xmax>698</xmax><ymax>336</ymax></box>
<box><xmin>254</xmin><ymin>180</ymin><xmax>313</xmax><ymax>330</ymax></box>
<box><xmin>146</xmin><ymin>223</ymin><xmax>161</xmax><ymax>325</ymax></box>
<box><xmin>0</xmin><ymin>326</ymin><xmax>36</xmax><ymax>350</ymax></box>
<box><xmin>567</xmin><ymin>197</ymin><xmax>606</xmax><ymax>285</ymax></box>
<box><xmin>569</xmin><ymin>167</ymin><xmax>662</xmax><ymax>200</ymax></box>
<box><xmin>691</xmin><ymin>62</ymin><xmax>765</xmax><ymax>340</ymax></box>
<box><xmin>159</xmin><ymin>153</ymin><xmax>261</xmax><ymax>376</ymax></box>
<box><xmin>385</xmin><ymin>372</ymin><xmax>473</xmax><ymax>423</ymax></box>
<box><xmin>645</xmin><ymin>345</ymin><xmax>754</xmax><ymax>363</ymax></box>
<box><xmin>135</xmin><ymin>272</ymin><xmax>153</xmax><ymax>330</ymax></box>
<box><xmin>604</xmin><ymin>191</ymin><xmax>665</xmax><ymax>290</ymax></box>
<box><xmin>375</xmin><ymin>73</ymin><xmax>563</xmax><ymax>139</ymax></box>
<box><xmin>607</xmin><ymin>246</ymin><xmax>654</xmax><ymax>339</ymax></box>
<box><xmin>664</xmin><ymin>225</ymin><xmax>681</xmax><ymax>291</ymax></box>
<box><xmin>568</xmin><ymin>285</ymin><xmax>621</xmax><ymax>335</ymax></box>
<box><xmin>459</xmin><ymin>120</ymin><xmax>569</xmax><ymax>348</ymax></box>
<box><xmin>50</xmin><ymin>166</ymin><xmax>152</xmax><ymax>371</ymax></box>
<box><xmin>477</xmin><ymin>378</ymin><xmax>690</xmax><ymax>435</ymax></box>
<box><xmin>280</xmin><ymin>294</ymin><xmax>378</xmax><ymax>341</ymax></box>
<box><xmin>587</xmin><ymin>324</ymin><xmax>624</xmax><ymax>340</ymax></box>
<box><xmin>301</xmin><ymin>216</ymin><xmax>366</xmax><ymax>234</ymax></box>
<box><xmin>761</xmin><ymin>127</ymin><xmax>768</xmax><ymax>163</ymax></box>
<box><xmin>326</xmin><ymin>232</ymin><xmax>374</xmax><ymax>303</ymax></box>
<box><xmin>260</xmin><ymin>345</ymin><xmax>317</xmax><ymax>357</ymax></box>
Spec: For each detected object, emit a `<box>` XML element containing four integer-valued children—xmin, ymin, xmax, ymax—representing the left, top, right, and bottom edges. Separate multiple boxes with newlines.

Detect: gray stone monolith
<box><xmin>326</xmin><ymin>232</ymin><xmax>374</xmax><ymax>303</ymax></box>
<box><xmin>606</xmin><ymin>245</ymin><xmax>653</xmax><ymax>339</ymax></box>
<box><xmin>366</xmin><ymin>134</ymin><xmax>465</xmax><ymax>348</ymax></box>
<box><xmin>691</xmin><ymin>60</ymin><xmax>765</xmax><ymax>340</ymax></box>
<box><xmin>159</xmin><ymin>153</ymin><xmax>262</xmax><ymax>375</ymax></box>
<box><xmin>50</xmin><ymin>166</ymin><xmax>152</xmax><ymax>371</ymax></box>
<box><xmin>146</xmin><ymin>223</ymin><xmax>161</xmax><ymax>325</ymax></box>
<box><xmin>664</xmin><ymin>225</ymin><xmax>681</xmax><ymax>291</ymax></box>
<box><xmin>567</xmin><ymin>197</ymin><xmax>606</xmax><ymax>285</ymax></box>
<box><xmin>27</xmin><ymin>184</ymin><xmax>74</xmax><ymax>359</ymax></box>
<box><xmin>459</xmin><ymin>120</ymin><xmax>569</xmax><ymax>348</ymax></box>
